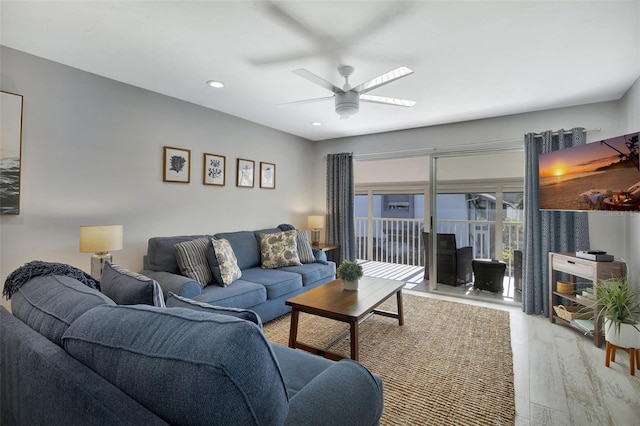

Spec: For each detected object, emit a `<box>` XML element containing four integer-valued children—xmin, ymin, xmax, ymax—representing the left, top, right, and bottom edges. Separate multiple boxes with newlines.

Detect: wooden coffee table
<box><xmin>285</xmin><ymin>276</ymin><xmax>405</xmax><ymax>361</ymax></box>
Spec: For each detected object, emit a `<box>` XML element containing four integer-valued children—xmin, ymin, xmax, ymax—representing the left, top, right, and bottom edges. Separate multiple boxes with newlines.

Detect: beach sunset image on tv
<box><xmin>538</xmin><ymin>132</ymin><xmax>640</xmax><ymax>211</ymax></box>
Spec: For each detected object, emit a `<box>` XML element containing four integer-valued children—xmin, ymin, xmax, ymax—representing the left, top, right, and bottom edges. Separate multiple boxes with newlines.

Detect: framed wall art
<box><xmin>1</xmin><ymin>90</ymin><xmax>24</xmax><ymax>215</ymax></box>
<box><xmin>236</xmin><ymin>158</ymin><xmax>254</xmax><ymax>188</ymax></box>
<box><xmin>260</xmin><ymin>162</ymin><xmax>276</xmax><ymax>189</ymax></box>
<box><xmin>203</xmin><ymin>153</ymin><xmax>226</xmax><ymax>186</ymax></box>
<box><xmin>163</xmin><ymin>146</ymin><xmax>191</xmax><ymax>183</ymax></box>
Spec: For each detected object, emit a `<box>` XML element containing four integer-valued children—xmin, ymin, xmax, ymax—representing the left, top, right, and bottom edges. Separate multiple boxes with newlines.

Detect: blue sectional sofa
<box><xmin>141</xmin><ymin>225</ymin><xmax>336</xmax><ymax>323</ymax></box>
<box><xmin>0</xmin><ymin>273</ymin><xmax>384</xmax><ymax>425</ymax></box>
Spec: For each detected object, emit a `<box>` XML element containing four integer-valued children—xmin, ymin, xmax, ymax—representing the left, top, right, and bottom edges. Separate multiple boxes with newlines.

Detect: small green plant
<box><xmin>596</xmin><ymin>276</ymin><xmax>640</xmax><ymax>335</ymax></box>
<box><xmin>337</xmin><ymin>260</ymin><xmax>363</xmax><ymax>282</ymax></box>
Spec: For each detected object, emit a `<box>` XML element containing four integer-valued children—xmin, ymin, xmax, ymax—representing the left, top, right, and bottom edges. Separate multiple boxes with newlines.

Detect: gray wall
<box><xmin>313</xmin><ymin>86</ymin><xmax>638</xmax><ymax>282</ymax></box>
<box><xmin>0</xmin><ymin>47</ymin><xmax>316</xmax><ymax>311</ymax></box>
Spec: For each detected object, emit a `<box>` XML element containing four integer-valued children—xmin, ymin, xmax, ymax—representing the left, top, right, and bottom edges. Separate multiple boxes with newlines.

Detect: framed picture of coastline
<box><xmin>203</xmin><ymin>153</ymin><xmax>226</xmax><ymax>186</ymax></box>
<box><xmin>538</xmin><ymin>131</ymin><xmax>639</xmax><ymax>211</ymax></box>
<box><xmin>236</xmin><ymin>158</ymin><xmax>254</xmax><ymax>188</ymax></box>
<box><xmin>163</xmin><ymin>146</ymin><xmax>191</xmax><ymax>183</ymax></box>
<box><xmin>260</xmin><ymin>162</ymin><xmax>276</xmax><ymax>189</ymax></box>
<box><xmin>1</xmin><ymin>91</ymin><xmax>24</xmax><ymax>215</ymax></box>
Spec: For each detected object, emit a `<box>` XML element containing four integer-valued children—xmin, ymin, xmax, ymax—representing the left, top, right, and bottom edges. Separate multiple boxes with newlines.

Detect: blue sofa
<box><xmin>141</xmin><ymin>225</ymin><xmax>336</xmax><ymax>323</ymax></box>
<box><xmin>0</xmin><ymin>273</ymin><xmax>384</xmax><ymax>425</ymax></box>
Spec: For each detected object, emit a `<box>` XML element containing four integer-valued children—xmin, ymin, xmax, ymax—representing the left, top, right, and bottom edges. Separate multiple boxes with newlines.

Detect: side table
<box><xmin>311</xmin><ymin>243</ymin><xmax>339</xmax><ymax>264</ymax></box>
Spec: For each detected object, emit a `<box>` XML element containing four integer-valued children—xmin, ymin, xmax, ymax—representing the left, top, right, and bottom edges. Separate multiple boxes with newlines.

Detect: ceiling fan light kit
<box><xmin>336</xmin><ymin>91</ymin><xmax>359</xmax><ymax>118</ymax></box>
<box><xmin>283</xmin><ymin>65</ymin><xmax>416</xmax><ymax>118</ymax></box>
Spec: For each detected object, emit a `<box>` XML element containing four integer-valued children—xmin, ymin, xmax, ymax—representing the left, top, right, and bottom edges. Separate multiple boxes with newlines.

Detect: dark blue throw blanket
<box><xmin>3</xmin><ymin>260</ymin><xmax>100</xmax><ymax>299</ymax></box>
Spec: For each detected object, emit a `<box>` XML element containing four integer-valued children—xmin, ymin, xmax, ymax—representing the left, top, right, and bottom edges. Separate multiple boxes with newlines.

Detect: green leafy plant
<box><xmin>337</xmin><ymin>260</ymin><xmax>363</xmax><ymax>282</ymax></box>
<box><xmin>595</xmin><ymin>276</ymin><xmax>640</xmax><ymax>335</ymax></box>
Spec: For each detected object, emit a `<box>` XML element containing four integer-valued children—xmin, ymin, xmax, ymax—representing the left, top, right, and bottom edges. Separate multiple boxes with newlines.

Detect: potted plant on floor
<box><xmin>337</xmin><ymin>260</ymin><xmax>363</xmax><ymax>291</ymax></box>
<box><xmin>596</xmin><ymin>276</ymin><xmax>640</xmax><ymax>348</ymax></box>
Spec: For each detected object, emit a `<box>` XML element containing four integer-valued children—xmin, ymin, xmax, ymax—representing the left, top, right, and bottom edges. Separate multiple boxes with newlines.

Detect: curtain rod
<box><xmin>351</xmin><ymin>127</ymin><xmax>602</xmax><ymax>161</ymax></box>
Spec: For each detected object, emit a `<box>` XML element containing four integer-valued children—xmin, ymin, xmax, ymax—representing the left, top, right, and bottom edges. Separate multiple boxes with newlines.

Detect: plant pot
<box><xmin>604</xmin><ymin>320</ymin><xmax>640</xmax><ymax>348</ymax></box>
<box><xmin>343</xmin><ymin>279</ymin><xmax>359</xmax><ymax>291</ymax></box>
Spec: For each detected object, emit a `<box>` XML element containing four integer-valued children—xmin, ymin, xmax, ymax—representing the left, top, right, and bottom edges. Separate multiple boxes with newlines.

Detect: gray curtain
<box><xmin>523</xmin><ymin>128</ymin><xmax>590</xmax><ymax>315</ymax></box>
<box><xmin>326</xmin><ymin>152</ymin><xmax>355</xmax><ymax>262</ymax></box>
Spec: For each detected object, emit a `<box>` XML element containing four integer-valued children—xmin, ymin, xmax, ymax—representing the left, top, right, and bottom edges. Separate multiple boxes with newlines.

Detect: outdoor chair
<box><xmin>422</xmin><ymin>233</ymin><xmax>473</xmax><ymax>286</ymax></box>
<box><xmin>472</xmin><ymin>259</ymin><xmax>507</xmax><ymax>293</ymax></box>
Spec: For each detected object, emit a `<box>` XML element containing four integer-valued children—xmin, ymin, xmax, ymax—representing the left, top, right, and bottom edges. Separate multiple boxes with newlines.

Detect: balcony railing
<box><xmin>355</xmin><ymin>216</ymin><xmax>524</xmax><ymax>271</ymax></box>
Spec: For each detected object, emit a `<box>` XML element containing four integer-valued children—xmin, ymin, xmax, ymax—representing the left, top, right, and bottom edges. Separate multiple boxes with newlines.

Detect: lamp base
<box><xmin>90</xmin><ymin>252</ymin><xmax>112</xmax><ymax>281</ymax></box>
<box><xmin>310</xmin><ymin>229</ymin><xmax>320</xmax><ymax>246</ymax></box>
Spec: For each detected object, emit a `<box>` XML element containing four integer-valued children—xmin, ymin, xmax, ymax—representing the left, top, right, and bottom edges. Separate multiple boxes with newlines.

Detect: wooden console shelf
<box><xmin>548</xmin><ymin>252</ymin><xmax>626</xmax><ymax>347</ymax></box>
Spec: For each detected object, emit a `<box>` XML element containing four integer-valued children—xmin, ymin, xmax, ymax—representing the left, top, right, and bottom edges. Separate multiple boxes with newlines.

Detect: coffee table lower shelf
<box><xmin>285</xmin><ymin>277</ymin><xmax>405</xmax><ymax>361</ymax></box>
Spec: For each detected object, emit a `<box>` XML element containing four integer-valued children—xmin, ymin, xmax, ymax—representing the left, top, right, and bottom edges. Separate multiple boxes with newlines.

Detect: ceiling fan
<box><xmin>281</xmin><ymin>65</ymin><xmax>416</xmax><ymax>118</ymax></box>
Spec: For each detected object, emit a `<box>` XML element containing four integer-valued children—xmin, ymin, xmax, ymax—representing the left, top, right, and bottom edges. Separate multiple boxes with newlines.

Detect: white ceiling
<box><xmin>2</xmin><ymin>1</ymin><xmax>639</xmax><ymax>141</ymax></box>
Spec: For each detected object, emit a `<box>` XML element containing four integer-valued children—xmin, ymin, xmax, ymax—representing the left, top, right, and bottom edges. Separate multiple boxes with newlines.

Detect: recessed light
<box><xmin>206</xmin><ymin>80</ymin><xmax>224</xmax><ymax>88</ymax></box>
<box><xmin>311</xmin><ymin>122</ymin><xmax>322</xmax><ymax>126</ymax></box>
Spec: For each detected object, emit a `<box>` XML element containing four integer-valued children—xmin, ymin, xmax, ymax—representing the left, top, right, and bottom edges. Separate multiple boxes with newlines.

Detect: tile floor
<box><xmin>404</xmin><ymin>289</ymin><xmax>640</xmax><ymax>425</ymax></box>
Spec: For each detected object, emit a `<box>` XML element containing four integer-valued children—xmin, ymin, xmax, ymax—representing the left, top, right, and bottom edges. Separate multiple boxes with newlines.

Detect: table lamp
<box><xmin>80</xmin><ymin>225</ymin><xmax>123</xmax><ymax>280</ymax></box>
<box><xmin>307</xmin><ymin>215</ymin><xmax>324</xmax><ymax>246</ymax></box>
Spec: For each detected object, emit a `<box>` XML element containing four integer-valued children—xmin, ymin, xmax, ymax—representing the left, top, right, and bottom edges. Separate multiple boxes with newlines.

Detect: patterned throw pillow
<box><xmin>296</xmin><ymin>231</ymin><xmax>315</xmax><ymax>264</ymax></box>
<box><xmin>210</xmin><ymin>238</ymin><xmax>242</xmax><ymax>286</ymax></box>
<box><xmin>101</xmin><ymin>262</ymin><xmax>165</xmax><ymax>307</ymax></box>
<box><xmin>259</xmin><ymin>230</ymin><xmax>302</xmax><ymax>269</ymax></box>
<box><xmin>174</xmin><ymin>237</ymin><xmax>213</xmax><ymax>288</ymax></box>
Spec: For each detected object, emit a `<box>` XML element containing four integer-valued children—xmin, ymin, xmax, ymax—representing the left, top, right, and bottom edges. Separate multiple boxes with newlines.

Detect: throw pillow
<box><xmin>258</xmin><ymin>230</ymin><xmax>302</xmax><ymax>269</ymax></box>
<box><xmin>296</xmin><ymin>230</ymin><xmax>315</xmax><ymax>264</ymax></box>
<box><xmin>166</xmin><ymin>292</ymin><xmax>262</xmax><ymax>328</ymax></box>
<box><xmin>101</xmin><ymin>262</ymin><xmax>166</xmax><ymax>307</ymax></box>
<box><xmin>174</xmin><ymin>237</ymin><xmax>213</xmax><ymax>288</ymax></box>
<box><xmin>210</xmin><ymin>238</ymin><xmax>242</xmax><ymax>286</ymax></box>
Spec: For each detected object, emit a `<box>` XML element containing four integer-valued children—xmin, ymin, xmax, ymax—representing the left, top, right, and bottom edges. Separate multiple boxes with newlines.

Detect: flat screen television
<box><xmin>538</xmin><ymin>131</ymin><xmax>639</xmax><ymax>211</ymax></box>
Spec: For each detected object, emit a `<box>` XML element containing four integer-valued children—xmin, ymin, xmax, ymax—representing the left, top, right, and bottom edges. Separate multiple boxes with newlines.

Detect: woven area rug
<box><xmin>263</xmin><ymin>293</ymin><xmax>515</xmax><ymax>426</ymax></box>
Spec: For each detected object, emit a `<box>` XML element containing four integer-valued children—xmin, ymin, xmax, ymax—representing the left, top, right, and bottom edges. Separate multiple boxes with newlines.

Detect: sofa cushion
<box><xmin>11</xmin><ymin>275</ymin><xmax>115</xmax><ymax>346</ymax></box>
<box><xmin>146</xmin><ymin>235</ymin><xmax>210</xmax><ymax>273</ymax></box>
<box><xmin>210</xmin><ymin>238</ymin><xmax>242</xmax><ymax>286</ymax></box>
<box><xmin>175</xmin><ymin>237</ymin><xmax>213</xmax><ymax>287</ymax></box>
<box><xmin>258</xmin><ymin>230</ymin><xmax>302</xmax><ymax>269</ymax></box>
<box><xmin>214</xmin><ymin>231</ymin><xmax>262</xmax><ymax>270</ymax></box>
<box><xmin>62</xmin><ymin>305</ymin><xmax>288</xmax><ymax>426</ymax></box>
<box><xmin>241</xmin><ymin>267</ymin><xmax>303</xmax><ymax>299</ymax></box>
<box><xmin>101</xmin><ymin>262</ymin><xmax>165</xmax><ymax>307</ymax></box>
<box><xmin>279</xmin><ymin>262</ymin><xmax>337</xmax><ymax>286</ymax></box>
<box><xmin>166</xmin><ymin>292</ymin><xmax>262</xmax><ymax>327</ymax></box>
<box><xmin>194</xmin><ymin>280</ymin><xmax>267</xmax><ymax>309</ymax></box>
<box><xmin>295</xmin><ymin>231</ymin><xmax>315</xmax><ymax>264</ymax></box>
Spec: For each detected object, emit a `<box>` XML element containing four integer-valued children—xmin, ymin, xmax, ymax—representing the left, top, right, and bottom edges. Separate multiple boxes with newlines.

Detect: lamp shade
<box><xmin>79</xmin><ymin>225</ymin><xmax>124</xmax><ymax>253</ymax></box>
<box><xmin>307</xmin><ymin>215</ymin><xmax>324</xmax><ymax>229</ymax></box>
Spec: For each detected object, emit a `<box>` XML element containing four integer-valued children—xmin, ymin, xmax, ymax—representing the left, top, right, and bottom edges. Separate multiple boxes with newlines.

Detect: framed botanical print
<box><xmin>0</xmin><ymin>91</ymin><xmax>24</xmax><ymax>214</ymax></box>
<box><xmin>163</xmin><ymin>146</ymin><xmax>191</xmax><ymax>183</ymax></box>
<box><xmin>260</xmin><ymin>162</ymin><xmax>276</xmax><ymax>189</ymax></box>
<box><xmin>203</xmin><ymin>153</ymin><xmax>226</xmax><ymax>186</ymax></box>
<box><xmin>236</xmin><ymin>158</ymin><xmax>255</xmax><ymax>188</ymax></box>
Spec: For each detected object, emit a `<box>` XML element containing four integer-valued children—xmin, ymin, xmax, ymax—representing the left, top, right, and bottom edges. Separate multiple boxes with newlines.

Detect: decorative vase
<box><xmin>343</xmin><ymin>279</ymin><xmax>359</xmax><ymax>291</ymax></box>
<box><xmin>604</xmin><ymin>320</ymin><xmax>640</xmax><ymax>348</ymax></box>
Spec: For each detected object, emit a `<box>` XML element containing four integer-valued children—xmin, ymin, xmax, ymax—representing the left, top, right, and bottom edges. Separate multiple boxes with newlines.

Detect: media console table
<box><xmin>548</xmin><ymin>252</ymin><xmax>627</xmax><ymax>347</ymax></box>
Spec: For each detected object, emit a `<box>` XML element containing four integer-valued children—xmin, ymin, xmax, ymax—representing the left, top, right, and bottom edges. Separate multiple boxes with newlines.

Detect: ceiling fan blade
<box><xmin>293</xmin><ymin>69</ymin><xmax>344</xmax><ymax>93</ymax></box>
<box><xmin>360</xmin><ymin>94</ymin><xmax>416</xmax><ymax>107</ymax></box>
<box><xmin>278</xmin><ymin>96</ymin><xmax>334</xmax><ymax>107</ymax></box>
<box><xmin>353</xmin><ymin>67</ymin><xmax>414</xmax><ymax>95</ymax></box>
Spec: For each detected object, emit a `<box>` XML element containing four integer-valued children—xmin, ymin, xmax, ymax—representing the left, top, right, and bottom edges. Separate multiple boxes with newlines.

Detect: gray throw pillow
<box><xmin>296</xmin><ymin>230</ymin><xmax>316</xmax><ymax>264</ymax></box>
<box><xmin>101</xmin><ymin>262</ymin><xmax>165</xmax><ymax>307</ymax></box>
<box><xmin>174</xmin><ymin>237</ymin><xmax>213</xmax><ymax>287</ymax></box>
<box><xmin>166</xmin><ymin>292</ymin><xmax>262</xmax><ymax>328</ymax></box>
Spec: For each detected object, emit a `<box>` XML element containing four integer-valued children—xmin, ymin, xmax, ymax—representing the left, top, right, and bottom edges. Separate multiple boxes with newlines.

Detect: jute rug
<box><xmin>263</xmin><ymin>293</ymin><xmax>515</xmax><ymax>425</ymax></box>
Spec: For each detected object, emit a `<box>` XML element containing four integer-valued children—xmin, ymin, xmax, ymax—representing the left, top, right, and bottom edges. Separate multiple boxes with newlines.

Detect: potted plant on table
<box><xmin>337</xmin><ymin>260</ymin><xmax>363</xmax><ymax>291</ymax></box>
<box><xmin>596</xmin><ymin>276</ymin><xmax>640</xmax><ymax>348</ymax></box>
